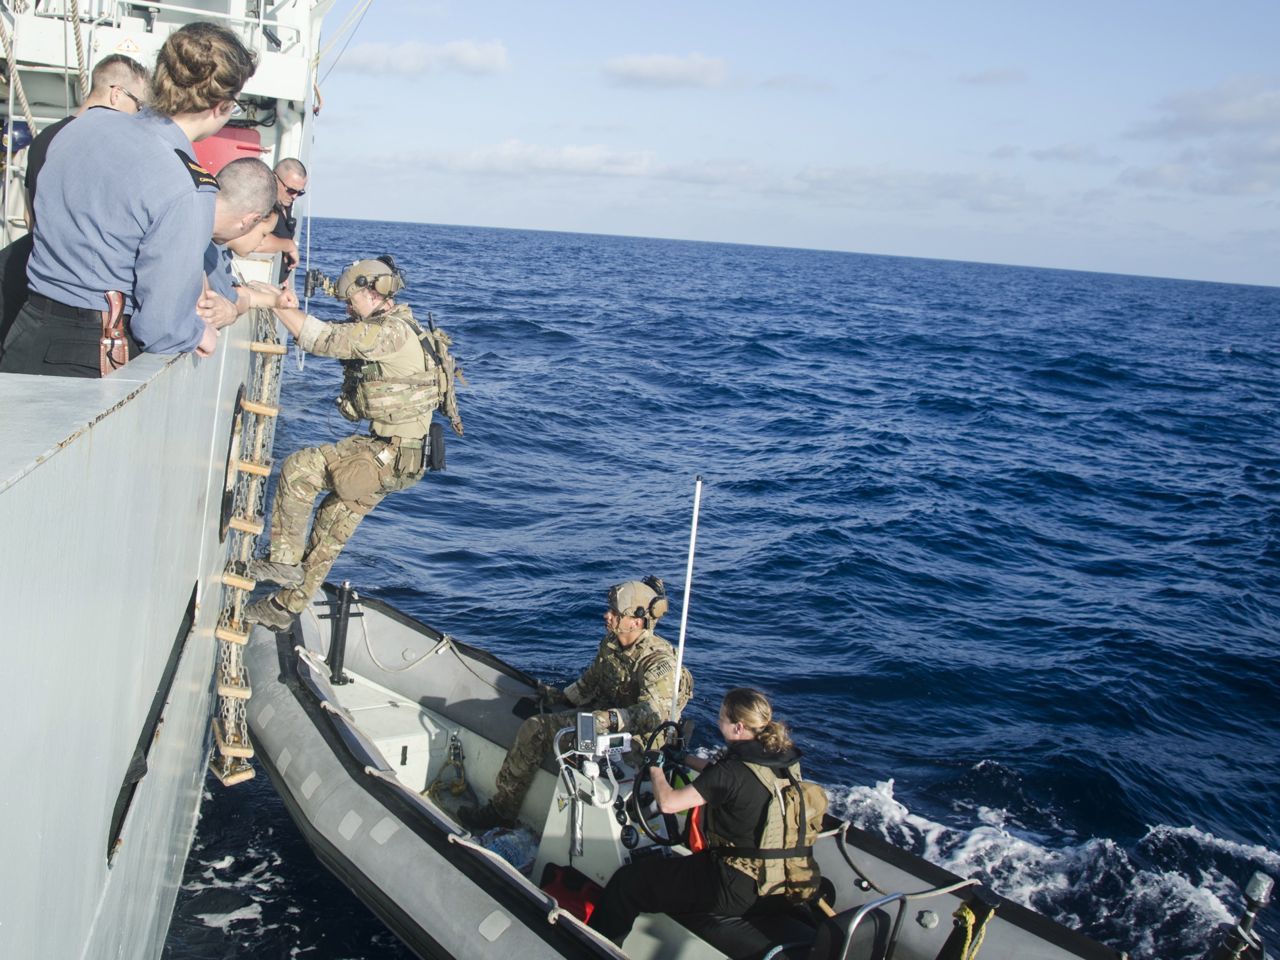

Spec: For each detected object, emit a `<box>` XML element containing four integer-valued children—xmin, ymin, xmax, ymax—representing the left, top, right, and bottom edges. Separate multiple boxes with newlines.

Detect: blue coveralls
<box><xmin>0</xmin><ymin>108</ymin><xmax>218</xmax><ymax>376</ymax></box>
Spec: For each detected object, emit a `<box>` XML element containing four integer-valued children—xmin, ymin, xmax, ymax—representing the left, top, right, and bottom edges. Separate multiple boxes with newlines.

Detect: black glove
<box><xmin>642</xmin><ymin>750</ymin><xmax>663</xmax><ymax>769</ymax></box>
<box><xmin>536</xmin><ymin>682</ymin><xmax>567</xmax><ymax>707</ymax></box>
<box><xmin>662</xmin><ymin>745</ymin><xmax>687</xmax><ymax>767</ymax></box>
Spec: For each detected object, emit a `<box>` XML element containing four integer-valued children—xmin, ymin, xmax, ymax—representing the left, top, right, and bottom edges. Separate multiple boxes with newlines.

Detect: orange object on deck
<box><xmin>194</xmin><ymin>127</ymin><xmax>263</xmax><ymax>175</ymax></box>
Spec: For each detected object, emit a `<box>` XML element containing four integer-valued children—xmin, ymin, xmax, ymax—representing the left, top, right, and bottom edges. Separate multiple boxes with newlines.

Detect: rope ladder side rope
<box><xmin>209</xmin><ymin>307</ymin><xmax>286</xmax><ymax>786</ymax></box>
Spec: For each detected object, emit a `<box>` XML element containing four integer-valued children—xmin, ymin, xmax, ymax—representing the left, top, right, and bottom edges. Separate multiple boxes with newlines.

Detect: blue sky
<box><xmin>309</xmin><ymin>1</ymin><xmax>1280</xmax><ymax>286</ymax></box>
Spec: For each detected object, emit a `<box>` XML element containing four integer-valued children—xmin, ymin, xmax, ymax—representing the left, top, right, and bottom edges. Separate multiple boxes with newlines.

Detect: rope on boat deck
<box><xmin>952</xmin><ymin>901</ymin><xmax>994</xmax><ymax>959</ymax></box>
<box><xmin>423</xmin><ymin>730</ymin><xmax>476</xmax><ymax>807</ymax></box>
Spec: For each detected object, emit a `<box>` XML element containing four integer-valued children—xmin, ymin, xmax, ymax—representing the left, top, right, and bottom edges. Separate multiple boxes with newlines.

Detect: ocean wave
<box><xmin>832</xmin><ymin>778</ymin><xmax>1274</xmax><ymax>960</ymax></box>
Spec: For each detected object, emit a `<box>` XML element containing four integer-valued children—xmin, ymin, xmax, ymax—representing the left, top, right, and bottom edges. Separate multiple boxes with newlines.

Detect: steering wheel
<box><xmin>626</xmin><ymin>721</ymin><xmax>690</xmax><ymax>847</ymax></box>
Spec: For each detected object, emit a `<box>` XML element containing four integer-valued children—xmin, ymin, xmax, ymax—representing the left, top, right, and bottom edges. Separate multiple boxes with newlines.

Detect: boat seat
<box><xmin>674</xmin><ymin>896</ymin><xmax>819</xmax><ymax>960</ymax></box>
<box><xmin>806</xmin><ymin>903</ymin><xmax>893</xmax><ymax>960</ymax></box>
<box><xmin>673</xmin><ymin>895</ymin><xmax>894</xmax><ymax>960</ymax></box>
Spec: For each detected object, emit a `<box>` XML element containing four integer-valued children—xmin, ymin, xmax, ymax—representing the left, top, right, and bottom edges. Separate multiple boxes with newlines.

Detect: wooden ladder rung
<box><xmin>249</xmin><ymin>341</ymin><xmax>288</xmax><ymax>355</ymax></box>
<box><xmin>221</xmin><ymin>571</ymin><xmax>255</xmax><ymax>591</ymax></box>
<box><xmin>240</xmin><ymin>398</ymin><xmax>279</xmax><ymax>417</ymax></box>
<box><xmin>217</xmin><ymin>680</ymin><xmax>253</xmax><ymax>700</ymax></box>
<box><xmin>235</xmin><ymin>458</ymin><xmax>272</xmax><ymax>478</ymax></box>
<box><xmin>228</xmin><ymin>515</ymin><xmax>265</xmax><ymax>536</ymax></box>
<box><xmin>209</xmin><ymin>758</ymin><xmax>256</xmax><ymax>786</ymax></box>
<box><xmin>215</xmin><ymin>624</ymin><xmax>249</xmax><ymax>645</ymax></box>
<box><xmin>212</xmin><ymin>718</ymin><xmax>254</xmax><ymax>759</ymax></box>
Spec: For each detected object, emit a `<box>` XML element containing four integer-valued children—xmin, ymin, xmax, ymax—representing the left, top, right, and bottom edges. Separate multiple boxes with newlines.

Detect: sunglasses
<box><xmin>112</xmin><ymin>85</ymin><xmax>145</xmax><ymax>110</ymax></box>
<box><xmin>275</xmin><ymin>172</ymin><xmax>305</xmax><ymax>198</ymax></box>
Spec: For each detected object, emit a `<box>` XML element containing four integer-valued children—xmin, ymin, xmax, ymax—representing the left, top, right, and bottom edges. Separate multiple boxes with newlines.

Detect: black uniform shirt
<box><xmin>693</xmin><ymin>740</ymin><xmax>803</xmax><ymax>848</ymax></box>
<box><xmin>271</xmin><ymin>203</ymin><xmax>298</xmax><ymax>240</ymax></box>
<box><xmin>23</xmin><ymin>114</ymin><xmax>76</xmax><ymax>211</ymax></box>
<box><xmin>270</xmin><ymin>202</ymin><xmax>299</xmax><ymax>280</ymax></box>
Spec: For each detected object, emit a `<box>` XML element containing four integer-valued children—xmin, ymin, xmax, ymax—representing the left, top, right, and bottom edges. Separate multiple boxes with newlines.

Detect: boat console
<box><xmin>533</xmin><ymin>720</ymin><xmax>643</xmax><ymax>888</ymax></box>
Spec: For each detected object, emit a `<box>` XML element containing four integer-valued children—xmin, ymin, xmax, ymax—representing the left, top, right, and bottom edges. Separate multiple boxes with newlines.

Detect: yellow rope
<box><xmin>424</xmin><ymin>758</ymin><xmax>468</xmax><ymax>800</ymax></box>
<box><xmin>423</xmin><ymin>731</ymin><xmax>471</xmax><ymax>801</ymax></box>
<box><xmin>951</xmin><ymin>902</ymin><xmax>996</xmax><ymax>960</ymax></box>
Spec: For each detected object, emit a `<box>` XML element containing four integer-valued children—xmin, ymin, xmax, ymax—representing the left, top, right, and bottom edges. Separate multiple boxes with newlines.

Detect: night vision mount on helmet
<box><xmin>305</xmin><ymin>254</ymin><xmax>407</xmax><ymax>302</ymax></box>
<box><xmin>609</xmin><ymin>576</ymin><xmax>669</xmax><ymax>624</ymax></box>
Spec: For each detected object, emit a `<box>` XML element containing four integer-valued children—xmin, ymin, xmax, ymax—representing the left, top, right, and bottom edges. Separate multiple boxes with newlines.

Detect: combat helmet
<box><xmin>608</xmin><ymin>576</ymin><xmax>669</xmax><ymax>626</ymax></box>
<box><xmin>335</xmin><ymin>255</ymin><xmax>406</xmax><ymax>300</ymax></box>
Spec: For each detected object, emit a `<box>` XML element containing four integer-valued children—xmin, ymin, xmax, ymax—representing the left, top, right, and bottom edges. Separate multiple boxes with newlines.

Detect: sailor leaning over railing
<box><xmin>0</xmin><ymin>22</ymin><xmax>266</xmax><ymax>378</ymax></box>
<box><xmin>243</xmin><ymin>255</ymin><xmax>465</xmax><ymax>630</ymax></box>
<box><xmin>252</xmin><ymin>157</ymin><xmax>308</xmax><ymax>283</ymax></box>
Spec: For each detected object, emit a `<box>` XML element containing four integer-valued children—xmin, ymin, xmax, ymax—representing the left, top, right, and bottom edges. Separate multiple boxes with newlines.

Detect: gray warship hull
<box><xmin>0</xmin><ymin>332</ymin><xmax>265</xmax><ymax>959</ymax></box>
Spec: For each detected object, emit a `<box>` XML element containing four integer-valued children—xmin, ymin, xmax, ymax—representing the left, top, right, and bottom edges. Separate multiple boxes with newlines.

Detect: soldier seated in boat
<box><xmin>243</xmin><ymin>256</ymin><xmax>464</xmax><ymax>631</ymax></box>
<box><xmin>458</xmin><ymin>577</ymin><xmax>694</xmax><ymax>832</ymax></box>
<box><xmin>589</xmin><ymin>687</ymin><xmax>826</xmax><ymax>946</ymax></box>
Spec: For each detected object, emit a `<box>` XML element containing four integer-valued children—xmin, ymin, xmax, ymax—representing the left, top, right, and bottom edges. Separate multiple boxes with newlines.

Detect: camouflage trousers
<box><xmin>491</xmin><ymin>709</ymin><xmax>663</xmax><ymax>821</ymax></box>
<box><xmin>268</xmin><ymin>433</ymin><xmax>425</xmax><ymax>613</ymax></box>
<box><xmin>491</xmin><ymin>709</ymin><xmax>581</xmax><ymax>821</ymax></box>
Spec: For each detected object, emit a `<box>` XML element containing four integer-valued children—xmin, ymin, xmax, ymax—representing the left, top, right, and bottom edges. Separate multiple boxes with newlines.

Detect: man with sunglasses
<box><xmin>0</xmin><ymin>55</ymin><xmax>150</xmax><ymax>348</ymax></box>
<box><xmin>253</xmin><ymin>157</ymin><xmax>307</xmax><ymax>281</ymax></box>
<box><xmin>23</xmin><ymin>54</ymin><xmax>151</xmax><ymax>227</ymax></box>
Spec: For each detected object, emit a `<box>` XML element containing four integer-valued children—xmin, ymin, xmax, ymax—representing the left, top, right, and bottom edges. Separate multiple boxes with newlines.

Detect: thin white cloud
<box><xmin>398</xmin><ymin>139</ymin><xmax>1033</xmax><ymax>215</ymax></box>
<box><xmin>1029</xmin><ymin>143</ymin><xmax>1119</xmax><ymax>165</ymax></box>
<box><xmin>604</xmin><ymin>53</ymin><xmax>727</xmax><ymax>88</ymax></box>
<box><xmin>415</xmin><ymin>140</ymin><xmax>767</xmax><ymax>191</ymax></box>
<box><xmin>759</xmin><ymin>73</ymin><xmax>833</xmax><ymax>94</ymax></box>
<box><xmin>1131</xmin><ymin>75</ymin><xmax>1280</xmax><ymax>140</ymax></box>
<box><xmin>1121</xmin><ymin>140</ymin><xmax>1280</xmax><ymax>196</ymax></box>
<box><xmin>421</xmin><ymin>140</ymin><xmax>664</xmax><ymax>179</ymax></box>
<box><xmin>958</xmin><ymin>67</ymin><xmax>1027</xmax><ymax>86</ymax></box>
<box><xmin>337</xmin><ymin>39</ymin><xmax>508</xmax><ymax>76</ymax></box>
<box><xmin>1121</xmin><ymin>77</ymin><xmax>1280</xmax><ymax>196</ymax></box>
<box><xmin>780</xmin><ymin>164</ymin><xmax>1033</xmax><ymax>214</ymax></box>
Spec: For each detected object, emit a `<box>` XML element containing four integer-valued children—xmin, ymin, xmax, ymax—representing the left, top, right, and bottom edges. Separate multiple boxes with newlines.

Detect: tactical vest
<box><xmin>339</xmin><ymin>304</ymin><xmax>464</xmax><ymax>438</ymax></box>
<box><xmin>706</xmin><ymin>760</ymin><xmax>828</xmax><ymax>903</ymax></box>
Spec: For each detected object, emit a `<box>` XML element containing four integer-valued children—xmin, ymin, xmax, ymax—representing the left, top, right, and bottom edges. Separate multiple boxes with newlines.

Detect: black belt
<box><xmin>27</xmin><ymin>291</ymin><xmax>102</xmax><ymax>322</ymax></box>
<box><xmin>371</xmin><ymin>433</ymin><xmax>424</xmax><ymax>448</ymax></box>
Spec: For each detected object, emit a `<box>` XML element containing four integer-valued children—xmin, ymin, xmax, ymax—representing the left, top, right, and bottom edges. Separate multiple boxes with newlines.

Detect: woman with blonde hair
<box><xmin>589</xmin><ymin>687</ymin><xmax>814</xmax><ymax>945</ymax></box>
<box><xmin>1</xmin><ymin>21</ymin><xmax>257</xmax><ymax>376</ymax></box>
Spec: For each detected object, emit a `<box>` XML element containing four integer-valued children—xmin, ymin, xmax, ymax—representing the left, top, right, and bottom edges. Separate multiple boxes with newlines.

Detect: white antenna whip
<box><xmin>670</xmin><ymin>475</ymin><xmax>703</xmax><ymax>723</ymax></box>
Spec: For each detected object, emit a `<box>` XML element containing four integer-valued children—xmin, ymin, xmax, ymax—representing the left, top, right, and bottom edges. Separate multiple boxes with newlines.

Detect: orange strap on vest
<box><xmin>687</xmin><ymin>805</ymin><xmax>707</xmax><ymax>852</ymax></box>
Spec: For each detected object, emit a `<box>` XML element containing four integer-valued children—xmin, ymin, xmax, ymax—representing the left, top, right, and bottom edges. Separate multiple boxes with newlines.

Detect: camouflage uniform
<box><xmin>490</xmin><ymin>628</ymin><xmax>694</xmax><ymax>822</ymax></box>
<box><xmin>266</xmin><ymin>302</ymin><xmax>446</xmax><ymax>614</ymax></box>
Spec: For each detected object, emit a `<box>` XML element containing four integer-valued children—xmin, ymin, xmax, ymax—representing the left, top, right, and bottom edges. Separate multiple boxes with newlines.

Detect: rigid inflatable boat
<box><xmin>245</xmin><ymin>582</ymin><xmax>1270</xmax><ymax>960</ymax></box>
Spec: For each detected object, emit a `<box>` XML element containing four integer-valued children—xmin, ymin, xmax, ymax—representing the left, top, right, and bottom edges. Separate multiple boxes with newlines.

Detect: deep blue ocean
<box><xmin>164</xmin><ymin>220</ymin><xmax>1280</xmax><ymax>960</ymax></box>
